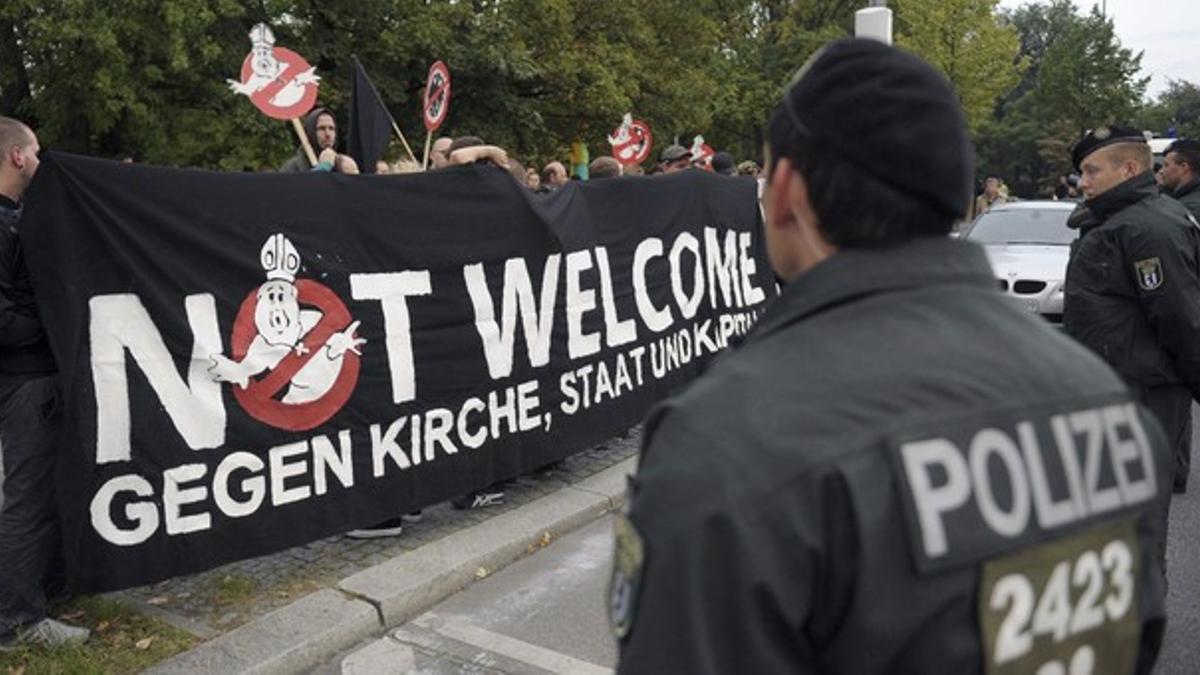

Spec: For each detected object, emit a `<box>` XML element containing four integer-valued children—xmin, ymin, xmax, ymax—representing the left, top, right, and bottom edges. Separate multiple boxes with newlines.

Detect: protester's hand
<box><xmin>448</xmin><ymin>145</ymin><xmax>510</xmax><ymax>169</ymax></box>
<box><xmin>318</xmin><ymin>148</ymin><xmax>337</xmax><ymax>165</ymax></box>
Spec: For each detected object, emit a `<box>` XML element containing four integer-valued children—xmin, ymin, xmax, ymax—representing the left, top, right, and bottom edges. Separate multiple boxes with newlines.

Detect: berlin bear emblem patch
<box><xmin>1134</xmin><ymin>257</ymin><xmax>1163</xmax><ymax>291</ymax></box>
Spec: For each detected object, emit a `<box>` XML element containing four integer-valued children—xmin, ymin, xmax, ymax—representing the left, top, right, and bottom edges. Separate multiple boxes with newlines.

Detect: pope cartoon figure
<box><xmin>226</xmin><ymin>24</ymin><xmax>319</xmax><ymax>109</ymax></box>
<box><xmin>209</xmin><ymin>233</ymin><xmax>364</xmax><ymax>404</ymax></box>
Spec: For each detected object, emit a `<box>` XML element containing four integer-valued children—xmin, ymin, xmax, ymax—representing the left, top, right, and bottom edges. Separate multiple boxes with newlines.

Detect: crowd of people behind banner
<box><xmin>2</xmin><ymin>31</ymin><xmax>1200</xmax><ymax>667</ymax></box>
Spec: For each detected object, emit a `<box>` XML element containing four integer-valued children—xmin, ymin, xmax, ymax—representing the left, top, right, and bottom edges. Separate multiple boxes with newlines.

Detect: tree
<box><xmin>895</xmin><ymin>0</ymin><xmax>1023</xmax><ymax>130</ymax></box>
<box><xmin>1136</xmin><ymin>80</ymin><xmax>1200</xmax><ymax>140</ymax></box>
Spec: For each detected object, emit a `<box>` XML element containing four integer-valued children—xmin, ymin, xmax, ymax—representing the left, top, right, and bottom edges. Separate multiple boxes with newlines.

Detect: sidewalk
<box><xmin>121</xmin><ymin>429</ymin><xmax>639</xmax><ymax>673</ymax></box>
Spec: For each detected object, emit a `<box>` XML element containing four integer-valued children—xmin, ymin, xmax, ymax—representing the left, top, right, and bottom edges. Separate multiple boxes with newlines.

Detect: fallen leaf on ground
<box><xmin>8</xmin><ymin>665</ymin><xmax>27</xmax><ymax>675</ymax></box>
<box><xmin>135</xmin><ymin>636</ymin><xmax>156</xmax><ymax>650</ymax></box>
<box><xmin>146</xmin><ymin>596</ymin><xmax>169</xmax><ymax>605</ymax></box>
<box><xmin>59</xmin><ymin>610</ymin><xmax>85</xmax><ymax>621</ymax></box>
<box><xmin>475</xmin><ymin>567</ymin><xmax>488</xmax><ymax>579</ymax></box>
<box><xmin>540</xmin><ymin>532</ymin><xmax>552</xmax><ymax>547</ymax></box>
<box><xmin>96</xmin><ymin>620</ymin><xmax>111</xmax><ymax>632</ymax></box>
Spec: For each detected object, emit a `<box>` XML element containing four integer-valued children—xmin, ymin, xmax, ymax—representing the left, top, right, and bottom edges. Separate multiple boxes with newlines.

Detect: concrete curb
<box><xmin>146</xmin><ymin>456</ymin><xmax>635</xmax><ymax>675</ymax></box>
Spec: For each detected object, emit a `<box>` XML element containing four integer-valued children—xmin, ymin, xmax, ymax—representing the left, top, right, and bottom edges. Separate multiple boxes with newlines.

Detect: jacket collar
<box><xmin>746</xmin><ymin>236</ymin><xmax>994</xmax><ymax>343</ymax></box>
<box><xmin>1174</xmin><ymin>178</ymin><xmax>1200</xmax><ymax>200</ymax></box>
<box><xmin>0</xmin><ymin>195</ymin><xmax>20</xmax><ymax>229</ymax></box>
<box><xmin>1085</xmin><ymin>171</ymin><xmax>1157</xmax><ymax>221</ymax></box>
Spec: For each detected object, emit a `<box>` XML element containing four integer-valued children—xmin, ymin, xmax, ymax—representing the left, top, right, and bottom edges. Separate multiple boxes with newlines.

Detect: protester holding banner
<box><xmin>0</xmin><ymin>117</ymin><xmax>90</xmax><ymax>650</ymax></box>
<box><xmin>613</xmin><ymin>39</ymin><xmax>1170</xmax><ymax>674</ymax></box>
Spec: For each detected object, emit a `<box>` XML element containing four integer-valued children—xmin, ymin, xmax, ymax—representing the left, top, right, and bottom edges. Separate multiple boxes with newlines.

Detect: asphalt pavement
<box><xmin>318</xmin><ymin>515</ymin><xmax>617</xmax><ymax>674</ymax></box>
<box><xmin>1156</xmin><ymin>404</ymin><xmax>1200</xmax><ymax>674</ymax></box>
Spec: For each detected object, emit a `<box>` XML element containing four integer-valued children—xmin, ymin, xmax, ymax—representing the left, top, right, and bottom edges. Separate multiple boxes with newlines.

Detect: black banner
<box><xmin>22</xmin><ymin>154</ymin><xmax>773</xmax><ymax>592</ymax></box>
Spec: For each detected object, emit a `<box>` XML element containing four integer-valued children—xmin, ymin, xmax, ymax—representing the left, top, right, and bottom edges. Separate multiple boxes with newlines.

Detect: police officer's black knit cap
<box><xmin>1070</xmin><ymin>125</ymin><xmax>1146</xmax><ymax>171</ymax></box>
<box><xmin>780</xmin><ymin>38</ymin><xmax>972</xmax><ymax>219</ymax></box>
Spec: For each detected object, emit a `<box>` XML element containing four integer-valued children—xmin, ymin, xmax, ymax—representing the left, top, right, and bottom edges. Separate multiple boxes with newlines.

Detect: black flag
<box><xmin>347</xmin><ymin>55</ymin><xmax>395</xmax><ymax>174</ymax></box>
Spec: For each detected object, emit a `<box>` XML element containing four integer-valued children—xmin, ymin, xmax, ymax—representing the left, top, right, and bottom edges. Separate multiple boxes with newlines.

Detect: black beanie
<box><xmin>781</xmin><ymin>38</ymin><xmax>973</xmax><ymax>218</ymax></box>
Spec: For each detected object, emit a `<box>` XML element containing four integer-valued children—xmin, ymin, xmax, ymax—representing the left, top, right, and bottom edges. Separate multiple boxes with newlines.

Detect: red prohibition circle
<box><xmin>423</xmin><ymin>61</ymin><xmax>452</xmax><ymax>131</ymax></box>
<box><xmin>239</xmin><ymin>47</ymin><xmax>320</xmax><ymax>120</ymax></box>
<box><xmin>229</xmin><ymin>279</ymin><xmax>360</xmax><ymax>431</ymax></box>
<box><xmin>612</xmin><ymin>120</ymin><xmax>653</xmax><ymax>165</ymax></box>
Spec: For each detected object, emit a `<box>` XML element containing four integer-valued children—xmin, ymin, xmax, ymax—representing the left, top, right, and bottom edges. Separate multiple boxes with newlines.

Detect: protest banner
<box><xmin>22</xmin><ymin>156</ymin><xmax>774</xmax><ymax>592</ymax></box>
<box><xmin>227</xmin><ymin>24</ymin><xmax>321</xmax><ymax>166</ymax></box>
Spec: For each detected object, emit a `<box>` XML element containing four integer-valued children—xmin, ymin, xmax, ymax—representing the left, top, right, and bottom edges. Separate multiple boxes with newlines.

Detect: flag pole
<box><xmin>422</xmin><ymin>130</ymin><xmax>433</xmax><ymax>170</ymax></box>
<box><xmin>291</xmin><ymin>118</ymin><xmax>318</xmax><ymax>166</ymax></box>
<box><xmin>392</xmin><ymin>120</ymin><xmax>418</xmax><ymax>165</ymax></box>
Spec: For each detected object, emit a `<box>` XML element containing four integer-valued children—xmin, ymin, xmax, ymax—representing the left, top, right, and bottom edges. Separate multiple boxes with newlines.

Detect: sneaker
<box><xmin>0</xmin><ymin>618</ymin><xmax>90</xmax><ymax>650</ymax></box>
<box><xmin>346</xmin><ymin>518</ymin><xmax>404</xmax><ymax>539</ymax></box>
<box><xmin>452</xmin><ymin>489</ymin><xmax>505</xmax><ymax>510</ymax></box>
<box><xmin>401</xmin><ymin>510</ymin><xmax>424</xmax><ymax>523</ymax></box>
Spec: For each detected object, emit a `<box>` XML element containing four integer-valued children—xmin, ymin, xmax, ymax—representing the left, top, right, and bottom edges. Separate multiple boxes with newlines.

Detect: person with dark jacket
<box><xmin>1065</xmin><ymin>126</ymin><xmax>1200</xmax><ymax>500</ymax></box>
<box><xmin>0</xmin><ymin>117</ymin><xmax>90</xmax><ymax>649</ymax></box>
<box><xmin>613</xmin><ymin>42</ymin><xmax>1170</xmax><ymax>675</ymax></box>
<box><xmin>279</xmin><ymin>107</ymin><xmax>359</xmax><ymax>173</ymax></box>
<box><xmin>1160</xmin><ymin>139</ymin><xmax>1200</xmax><ymax>220</ymax></box>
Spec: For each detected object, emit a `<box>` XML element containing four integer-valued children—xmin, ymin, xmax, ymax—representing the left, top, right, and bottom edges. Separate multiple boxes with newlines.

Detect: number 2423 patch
<box><xmin>978</xmin><ymin>517</ymin><xmax>1141</xmax><ymax>675</ymax></box>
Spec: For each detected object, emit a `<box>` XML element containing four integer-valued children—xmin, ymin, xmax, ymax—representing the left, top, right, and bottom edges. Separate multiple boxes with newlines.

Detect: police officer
<box><xmin>611</xmin><ymin>39</ymin><xmax>1170</xmax><ymax>674</ymax></box>
<box><xmin>1065</xmin><ymin>128</ymin><xmax>1200</xmax><ymax>496</ymax></box>
<box><xmin>1160</xmin><ymin>139</ymin><xmax>1200</xmax><ymax>220</ymax></box>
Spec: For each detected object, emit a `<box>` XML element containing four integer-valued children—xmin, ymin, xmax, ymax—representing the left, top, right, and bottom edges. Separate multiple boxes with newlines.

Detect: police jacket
<box><xmin>1172</xmin><ymin>178</ymin><xmax>1200</xmax><ymax>221</ymax></box>
<box><xmin>616</xmin><ymin>236</ymin><xmax>1169</xmax><ymax>674</ymax></box>
<box><xmin>0</xmin><ymin>196</ymin><xmax>55</xmax><ymax>377</ymax></box>
<box><xmin>1064</xmin><ymin>172</ymin><xmax>1200</xmax><ymax>401</ymax></box>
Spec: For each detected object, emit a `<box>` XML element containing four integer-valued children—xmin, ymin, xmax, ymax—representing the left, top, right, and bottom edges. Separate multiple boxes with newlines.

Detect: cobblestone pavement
<box><xmin>112</xmin><ymin>428</ymin><xmax>641</xmax><ymax>638</ymax></box>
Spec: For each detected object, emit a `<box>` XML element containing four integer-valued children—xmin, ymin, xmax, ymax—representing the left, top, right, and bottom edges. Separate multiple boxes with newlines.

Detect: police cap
<box><xmin>781</xmin><ymin>38</ymin><xmax>972</xmax><ymax>219</ymax></box>
<box><xmin>1070</xmin><ymin>125</ymin><xmax>1146</xmax><ymax>171</ymax></box>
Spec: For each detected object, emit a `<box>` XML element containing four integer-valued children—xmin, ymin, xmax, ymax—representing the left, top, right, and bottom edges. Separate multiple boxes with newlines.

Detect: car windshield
<box><xmin>966</xmin><ymin>208</ymin><xmax>1077</xmax><ymax>246</ymax></box>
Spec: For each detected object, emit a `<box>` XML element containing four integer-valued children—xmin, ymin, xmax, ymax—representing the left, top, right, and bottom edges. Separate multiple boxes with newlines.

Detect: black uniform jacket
<box><xmin>618</xmin><ymin>236</ymin><xmax>1170</xmax><ymax>674</ymax></box>
<box><xmin>1064</xmin><ymin>172</ymin><xmax>1200</xmax><ymax>401</ymax></box>
<box><xmin>1172</xmin><ymin>179</ymin><xmax>1200</xmax><ymax>221</ymax></box>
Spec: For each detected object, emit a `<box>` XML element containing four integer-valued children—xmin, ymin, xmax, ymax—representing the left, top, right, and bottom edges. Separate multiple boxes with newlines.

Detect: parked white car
<box><xmin>961</xmin><ymin>201</ymin><xmax>1078</xmax><ymax>323</ymax></box>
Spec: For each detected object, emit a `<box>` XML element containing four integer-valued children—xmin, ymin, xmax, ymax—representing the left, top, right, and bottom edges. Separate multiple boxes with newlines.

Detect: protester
<box><xmin>622</xmin><ymin>163</ymin><xmax>644</xmax><ymax>177</ymax></box>
<box><xmin>279</xmin><ymin>107</ymin><xmax>359</xmax><ymax>173</ymax></box>
<box><xmin>588</xmin><ymin>156</ymin><xmax>621</xmax><ymax>180</ymax></box>
<box><xmin>612</xmin><ymin>39</ymin><xmax>1170</xmax><ymax>674</ymax></box>
<box><xmin>392</xmin><ymin>158</ymin><xmax>422</xmax><ymax>174</ymax></box>
<box><xmin>541</xmin><ymin>161</ymin><xmax>568</xmax><ymax>189</ymax></box>
<box><xmin>0</xmin><ymin>116</ymin><xmax>91</xmax><ymax>649</ymax></box>
<box><xmin>972</xmin><ymin>175</ymin><xmax>1008</xmax><ymax>216</ymax></box>
<box><xmin>1160</xmin><ymin>139</ymin><xmax>1200</xmax><ymax>219</ymax></box>
<box><xmin>524</xmin><ymin>167</ymin><xmax>541</xmax><ymax>189</ymax></box>
<box><xmin>428</xmin><ymin>136</ymin><xmax>453</xmax><ymax>170</ymax></box>
<box><xmin>1065</xmin><ymin>126</ymin><xmax>1200</xmax><ymax>499</ymax></box>
<box><xmin>658</xmin><ymin>145</ymin><xmax>691</xmax><ymax>173</ymax></box>
<box><xmin>710</xmin><ymin>151</ymin><xmax>735</xmax><ymax>176</ymax></box>
<box><xmin>375</xmin><ymin>160</ymin><xmax>392</xmax><ymax>174</ymax></box>
<box><xmin>736</xmin><ymin>160</ymin><xmax>760</xmax><ymax>177</ymax></box>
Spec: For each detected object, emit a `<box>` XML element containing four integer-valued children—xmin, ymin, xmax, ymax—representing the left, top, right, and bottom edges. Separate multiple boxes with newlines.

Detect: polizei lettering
<box><xmin>892</xmin><ymin>401</ymin><xmax>1160</xmax><ymax>572</ymax></box>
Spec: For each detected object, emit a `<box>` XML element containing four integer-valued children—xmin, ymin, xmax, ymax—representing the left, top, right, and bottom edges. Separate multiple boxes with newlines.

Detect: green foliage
<box><xmin>0</xmin><ymin>0</ymin><xmax>1170</xmax><ymax>185</ymax></box>
<box><xmin>976</xmin><ymin>4</ymin><xmax>1150</xmax><ymax>197</ymax></box>
<box><xmin>895</xmin><ymin>0</ymin><xmax>1023</xmax><ymax>131</ymax></box>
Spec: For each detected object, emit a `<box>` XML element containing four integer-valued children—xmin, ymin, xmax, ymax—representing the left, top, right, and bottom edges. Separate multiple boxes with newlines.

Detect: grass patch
<box><xmin>0</xmin><ymin>596</ymin><xmax>197</xmax><ymax>674</ymax></box>
<box><xmin>199</xmin><ymin>573</ymin><xmax>258</xmax><ymax>607</ymax></box>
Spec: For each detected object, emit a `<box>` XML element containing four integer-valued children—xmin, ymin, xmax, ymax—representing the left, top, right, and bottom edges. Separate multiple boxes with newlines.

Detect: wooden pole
<box><xmin>291</xmin><ymin>118</ymin><xmax>318</xmax><ymax>167</ymax></box>
<box><xmin>391</xmin><ymin>121</ymin><xmax>418</xmax><ymax>165</ymax></box>
<box><xmin>421</xmin><ymin>130</ymin><xmax>433</xmax><ymax>171</ymax></box>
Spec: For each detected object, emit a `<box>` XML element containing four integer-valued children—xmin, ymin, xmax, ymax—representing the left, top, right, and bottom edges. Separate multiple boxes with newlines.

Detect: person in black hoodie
<box><xmin>0</xmin><ymin>117</ymin><xmax>90</xmax><ymax>649</ymax></box>
<box><xmin>1065</xmin><ymin>126</ymin><xmax>1200</xmax><ymax>500</ymax></box>
<box><xmin>279</xmin><ymin>106</ymin><xmax>360</xmax><ymax>173</ymax></box>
